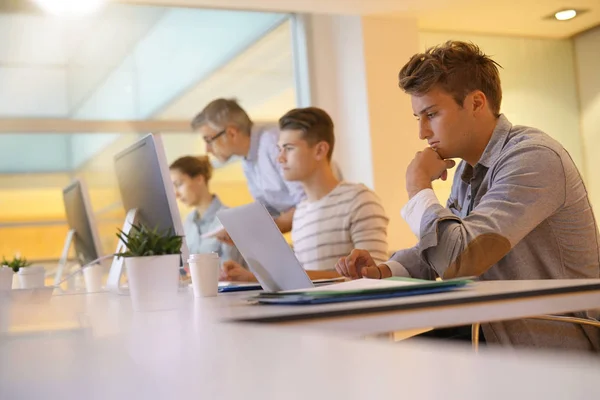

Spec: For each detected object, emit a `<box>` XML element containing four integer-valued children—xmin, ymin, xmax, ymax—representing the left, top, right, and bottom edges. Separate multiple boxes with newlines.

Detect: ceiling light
<box><xmin>554</xmin><ymin>9</ymin><xmax>577</xmax><ymax>21</ymax></box>
<box><xmin>32</xmin><ymin>0</ymin><xmax>106</xmax><ymax>17</ymax></box>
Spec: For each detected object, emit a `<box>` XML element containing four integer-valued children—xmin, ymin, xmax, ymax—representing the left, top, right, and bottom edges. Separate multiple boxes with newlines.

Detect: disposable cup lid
<box><xmin>188</xmin><ymin>253</ymin><xmax>219</xmax><ymax>261</ymax></box>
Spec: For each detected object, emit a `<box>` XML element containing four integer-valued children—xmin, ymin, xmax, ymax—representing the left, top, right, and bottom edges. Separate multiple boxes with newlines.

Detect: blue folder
<box><xmin>218</xmin><ymin>277</ymin><xmax>346</xmax><ymax>293</ymax></box>
<box><xmin>252</xmin><ymin>277</ymin><xmax>472</xmax><ymax>305</ymax></box>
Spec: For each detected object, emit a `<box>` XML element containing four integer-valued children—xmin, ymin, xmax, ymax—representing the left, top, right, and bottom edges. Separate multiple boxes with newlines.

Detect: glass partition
<box><xmin>0</xmin><ymin>3</ymin><xmax>298</xmax><ymax>263</ymax></box>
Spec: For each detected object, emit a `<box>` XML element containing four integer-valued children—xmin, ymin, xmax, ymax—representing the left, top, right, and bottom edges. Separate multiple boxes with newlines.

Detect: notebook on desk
<box><xmin>251</xmin><ymin>277</ymin><xmax>473</xmax><ymax>305</ymax></box>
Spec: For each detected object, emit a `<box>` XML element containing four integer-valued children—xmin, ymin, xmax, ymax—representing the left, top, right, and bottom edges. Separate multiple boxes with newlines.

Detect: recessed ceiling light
<box><xmin>555</xmin><ymin>9</ymin><xmax>577</xmax><ymax>21</ymax></box>
<box><xmin>544</xmin><ymin>8</ymin><xmax>589</xmax><ymax>21</ymax></box>
<box><xmin>32</xmin><ymin>0</ymin><xmax>106</xmax><ymax>17</ymax></box>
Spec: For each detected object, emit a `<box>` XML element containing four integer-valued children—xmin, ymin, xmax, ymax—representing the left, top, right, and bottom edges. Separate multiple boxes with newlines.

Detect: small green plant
<box><xmin>115</xmin><ymin>224</ymin><xmax>183</xmax><ymax>258</ymax></box>
<box><xmin>2</xmin><ymin>256</ymin><xmax>31</xmax><ymax>273</ymax></box>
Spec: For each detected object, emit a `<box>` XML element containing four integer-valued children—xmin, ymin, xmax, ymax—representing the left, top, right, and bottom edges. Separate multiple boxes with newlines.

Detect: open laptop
<box><xmin>217</xmin><ymin>202</ymin><xmax>318</xmax><ymax>292</ymax></box>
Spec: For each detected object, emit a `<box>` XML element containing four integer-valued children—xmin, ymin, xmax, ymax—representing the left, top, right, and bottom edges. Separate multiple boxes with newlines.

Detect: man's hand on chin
<box><xmin>406</xmin><ymin>147</ymin><xmax>455</xmax><ymax>198</ymax></box>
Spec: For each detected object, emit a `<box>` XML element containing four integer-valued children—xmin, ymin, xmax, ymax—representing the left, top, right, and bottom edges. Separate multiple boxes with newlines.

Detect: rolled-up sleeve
<box><xmin>415</xmin><ymin>145</ymin><xmax>566</xmax><ymax>279</ymax></box>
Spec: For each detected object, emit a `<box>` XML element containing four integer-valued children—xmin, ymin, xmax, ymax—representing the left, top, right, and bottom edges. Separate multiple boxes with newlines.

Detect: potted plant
<box><xmin>116</xmin><ymin>224</ymin><xmax>184</xmax><ymax>312</ymax></box>
<box><xmin>0</xmin><ymin>256</ymin><xmax>19</xmax><ymax>290</ymax></box>
<box><xmin>2</xmin><ymin>256</ymin><xmax>30</xmax><ymax>273</ymax></box>
<box><xmin>1</xmin><ymin>256</ymin><xmax>45</xmax><ymax>289</ymax></box>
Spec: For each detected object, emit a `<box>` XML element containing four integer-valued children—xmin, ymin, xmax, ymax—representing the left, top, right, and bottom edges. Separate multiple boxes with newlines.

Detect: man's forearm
<box><xmin>305</xmin><ymin>270</ymin><xmax>343</xmax><ymax>280</ymax></box>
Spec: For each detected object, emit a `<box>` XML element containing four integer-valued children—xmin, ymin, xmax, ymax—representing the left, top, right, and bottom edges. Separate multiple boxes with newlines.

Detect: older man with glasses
<box><xmin>191</xmin><ymin>98</ymin><xmax>307</xmax><ymax>243</ymax></box>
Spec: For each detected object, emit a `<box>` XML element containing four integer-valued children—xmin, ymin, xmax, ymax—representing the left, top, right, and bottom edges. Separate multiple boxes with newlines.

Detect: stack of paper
<box><xmin>252</xmin><ymin>277</ymin><xmax>472</xmax><ymax>305</ymax></box>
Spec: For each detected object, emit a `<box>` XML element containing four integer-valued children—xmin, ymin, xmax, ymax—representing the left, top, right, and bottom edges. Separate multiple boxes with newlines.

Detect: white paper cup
<box><xmin>17</xmin><ymin>266</ymin><xmax>46</xmax><ymax>289</ymax></box>
<box><xmin>83</xmin><ymin>264</ymin><xmax>104</xmax><ymax>293</ymax></box>
<box><xmin>0</xmin><ymin>267</ymin><xmax>13</xmax><ymax>291</ymax></box>
<box><xmin>188</xmin><ymin>253</ymin><xmax>220</xmax><ymax>298</ymax></box>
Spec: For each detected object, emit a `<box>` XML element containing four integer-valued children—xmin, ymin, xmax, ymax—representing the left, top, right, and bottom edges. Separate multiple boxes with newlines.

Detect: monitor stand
<box><xmin>106</xmin><ymin>208</ymin><xmax>138</xmax><ymax>294</ymax></box>
<box><xmin>54</xmin><ymin>229</ymin><xmax>76</xmax><ymax>287</ymax></box>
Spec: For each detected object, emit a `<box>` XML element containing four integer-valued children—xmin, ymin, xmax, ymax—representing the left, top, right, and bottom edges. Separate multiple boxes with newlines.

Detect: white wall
<box><xmin>305</xmin><ymin>15</ymin><xmax>375</xmax><ymax>190</ymax></box>
<box><xmin>303</xmin><ymin>15</ymin><xmax>422</xmax><ymax>251</ymax></box>
<box><xmin>574</xmin><ymin>26</ymin><xmax>600</xmax><ymax>220</ymax></box>
<box><xmin>419</xmin><ymin>32</ymin><xmax>583</xmax><ymax>204</ymax></box>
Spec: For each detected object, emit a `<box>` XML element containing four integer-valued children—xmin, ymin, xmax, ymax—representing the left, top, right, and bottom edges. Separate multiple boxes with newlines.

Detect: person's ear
<box><xmin>470</xmin><ymin>90</ymin><xmax>487</xmax><ymax>114</ymax></box>
<box><xmin>193</xmin><ymin>174</ymin><xmax>206</xmax><ymax>187</ymax></box>
<box><xmin>227</xmin><ymin>125</ymin><xmax>243</xmax><ymax>139</ymax></box>
<box><xmin>314</xmin><ymin>141</ymin><xmax>330</xmax><ymax>161</ymax></box>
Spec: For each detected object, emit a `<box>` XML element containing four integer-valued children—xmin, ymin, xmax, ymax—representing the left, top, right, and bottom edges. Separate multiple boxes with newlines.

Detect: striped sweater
<box><xmin>291</xmin><ymin>182</ymin><xmax>389</xmax><ymax>271</ymax></box>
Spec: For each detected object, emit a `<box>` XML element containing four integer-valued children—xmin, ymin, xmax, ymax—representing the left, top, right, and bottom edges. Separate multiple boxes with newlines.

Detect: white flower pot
<box><xmin>0</xmin><ymin>267</ymin><xmax>13</xmax><ymax>291</ymax></box>
<box><xmin>126</xmin><ymin>254</ymin><xmax>180</xmax><ymax>312</ymax></box>
<box><xmin>18</xmin><ymin>266</ymin><xmax>46</xmax><ymax>289</ymax></box>
<box><xmin>12</xmin><ymin>273</ymin><xmax>19</xmax><ymax>289</ymax></box>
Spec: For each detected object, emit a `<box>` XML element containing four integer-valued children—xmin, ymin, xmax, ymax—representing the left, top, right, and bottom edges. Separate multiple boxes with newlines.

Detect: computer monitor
<box><xmin>106</xmin><ymin>133</ymin><xmax>189</xmax><ymax>292</ymax></box>
<box><xmin>55</xmin><ymin>178</ymin><xmax>104</xmax><ymax>285</ymax></box>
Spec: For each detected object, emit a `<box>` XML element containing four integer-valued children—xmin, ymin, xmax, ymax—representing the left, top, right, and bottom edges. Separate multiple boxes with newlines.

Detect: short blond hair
<box><xmin>191</xmin><ymin>98</ymin><xmax>253</xmax><ymax>134</ymax></box>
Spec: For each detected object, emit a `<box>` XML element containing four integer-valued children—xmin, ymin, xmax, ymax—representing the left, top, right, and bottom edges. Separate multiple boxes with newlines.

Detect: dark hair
<box><xmin>169</xmin><ymin>155</ymin><xmax>213</xmax><ymax>182</ymax></box>
<box><xmin>398</xmin><ymin>41</ymin><xmax>503</xmax><ymax>116</ymax></box>
<box><xmin>278</xmin><ymin>107</ymin><xmax>335</xmax><ymax>161</ymax></box>
<box><xmin>191</xmin><ymin>98</ymin><xmax>253</xmax><ymax>134</ymax></box>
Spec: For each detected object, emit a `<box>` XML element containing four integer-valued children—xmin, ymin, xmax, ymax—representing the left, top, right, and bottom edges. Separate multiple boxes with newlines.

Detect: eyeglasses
<box><xmin>203</xmin><ymin>129</ymin><xmax>226</xmax><ymax>145</ymax></box>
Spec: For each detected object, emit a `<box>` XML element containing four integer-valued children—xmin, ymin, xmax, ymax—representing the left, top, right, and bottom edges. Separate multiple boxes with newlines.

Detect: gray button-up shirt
<box><xmin>184</xmin><ymin>195</ymin><xmax>245</xmax><ymax>266</ymax></box>
<box><xmin>390</xmin><ymin>114</ymin><xmax>600</xmax><ymax>350</ymax></box>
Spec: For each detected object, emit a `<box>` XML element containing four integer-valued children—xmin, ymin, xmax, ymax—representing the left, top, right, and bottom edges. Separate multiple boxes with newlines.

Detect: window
<box><xmin>0</xmin><ymin>4</ymin><xmax>298</xmax><ymax>262</ymax></box>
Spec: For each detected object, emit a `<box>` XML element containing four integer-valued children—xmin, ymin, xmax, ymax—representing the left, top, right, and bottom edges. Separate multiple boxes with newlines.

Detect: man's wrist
<box><xmin>407</xmin><ymin>180</ymin><xmax>432</xmax><ymax>199</ymax></box>
<box><xmin>377</xmin><ymin>264</ymin><xmax>392</xmax><ymax>278</ymax></box>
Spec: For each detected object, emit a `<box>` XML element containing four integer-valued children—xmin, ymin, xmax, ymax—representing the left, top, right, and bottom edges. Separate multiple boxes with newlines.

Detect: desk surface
<box><xmin>225</xmin><ymin>279</ymin><xmax>600</xmax><ymax>336</ymax></box>
<box><xmin>3</xmin><ymin>279</ymin><xmax>600</xmax><ymax>338</ymax></box>
<box><xmin>1</xmin><ymin>279</ymin><xmax>600</xmax><ymax>399</ymax></box>
<box><xmin>1</xmin><ymin>291</ymin><xmax>600</xmax><ymax>399</ymax></box>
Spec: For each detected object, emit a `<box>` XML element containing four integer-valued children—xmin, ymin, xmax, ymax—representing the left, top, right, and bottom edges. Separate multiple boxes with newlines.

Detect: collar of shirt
<box><xmin>476</xmin><ymin>114</ymin><xmax>512</xmax><ymax>168</ymax></box>
<box><xmin>461</xmin><ymin>114</ymin><xmax>512</xmax><ymax>184</ymax></box>
<box><xmin>192</xmin><ymin>195</ymin><xmax>223</xmax><ymax>225</ymax></box>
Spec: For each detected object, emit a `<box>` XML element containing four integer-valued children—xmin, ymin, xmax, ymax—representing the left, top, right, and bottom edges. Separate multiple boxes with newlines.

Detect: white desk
<box><xmin>1</xmin><ymin>279</ymin><xmax>600</xmax><ymax>399</ymax></box>
<box><xmin>227</xmin><ymin>279</ymin><xmax>600</xmax><ymax>336</ymax></box>
<box><xmin>1</xmin><ymin>303</ymin><xmax>599</xmax><ymax>400</ymax></box>
<box><xmin>3</xmin><ymin>279</ymin><xmax>600</xmax><ymax>339</ymax></box>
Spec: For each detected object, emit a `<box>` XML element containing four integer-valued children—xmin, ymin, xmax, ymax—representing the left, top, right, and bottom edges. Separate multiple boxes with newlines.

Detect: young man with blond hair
<box><xmin>221</xmin><ymin>107</ymin><xmax>389</xmax><ymax>281</ymax></box>
<box><xmin>335</xmin><ymin>41</ymin><xmax>600</xmax><ymax>351</ymax></box>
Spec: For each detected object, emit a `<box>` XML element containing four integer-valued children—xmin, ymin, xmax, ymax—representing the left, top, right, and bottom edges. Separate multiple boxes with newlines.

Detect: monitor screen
<box><xmin>62</xmin><ymin>179</ymin><xmax>103</xmax><ymax>266</ymax></box>
<box><xmin>113</xmin><ymin>133</ymin><xmax>188</xmax><ymax>263</ymax></box>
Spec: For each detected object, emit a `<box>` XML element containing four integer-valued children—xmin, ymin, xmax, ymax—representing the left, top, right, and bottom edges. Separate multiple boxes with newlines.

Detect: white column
<box><xmin>296</xmin><ymin>14</ymin><xmax>422</xmax><ymax>251</ymax></box>
<box><xmin>574</xmin><ymin>27</ymin><xmax>600</xmax><ymax>221</ymax></box>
